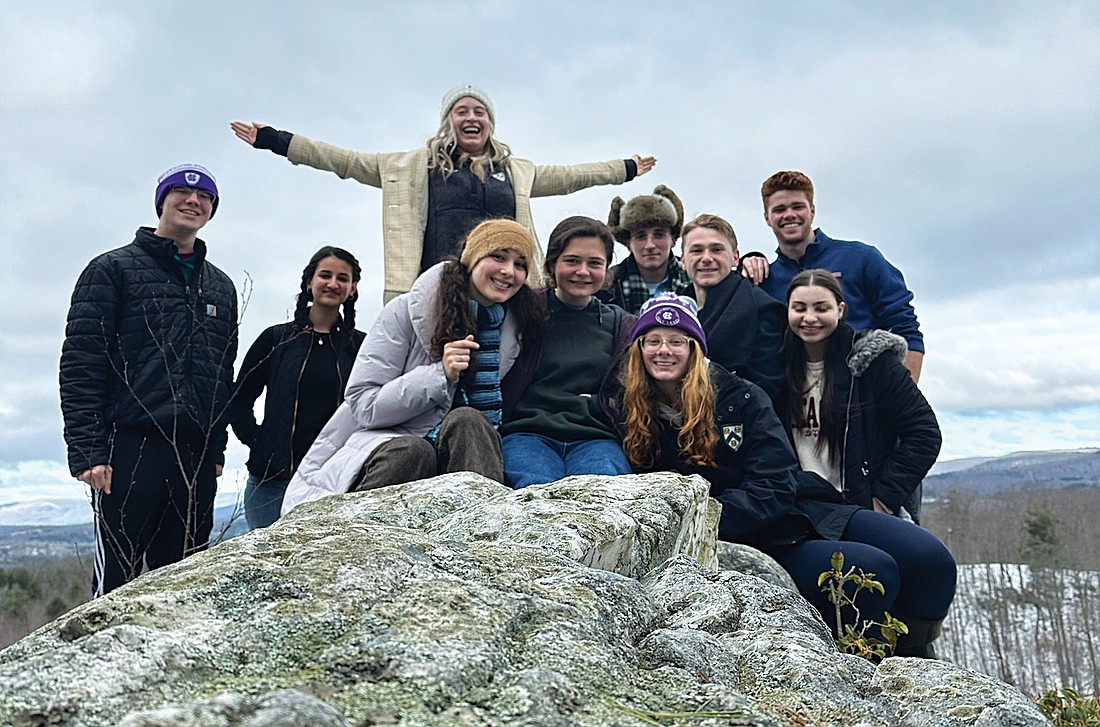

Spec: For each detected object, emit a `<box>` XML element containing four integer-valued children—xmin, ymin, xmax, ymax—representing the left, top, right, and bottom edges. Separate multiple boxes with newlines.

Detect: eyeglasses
<box><xmin>167</xmin><ymin>185</ymin><xmax>215</xmax><ymax>203</ymax></box>
<box><xmin>640</xmin><ymin>335</ymin><xmax>690</xmax><ymax>352</ymax></box>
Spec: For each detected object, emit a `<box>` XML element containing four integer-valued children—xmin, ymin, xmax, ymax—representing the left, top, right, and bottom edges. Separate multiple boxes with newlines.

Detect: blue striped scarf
<box><xmin>426</xmin><ymin>301</ymin><xmax>506</xmax><ymax>442</ymax></box>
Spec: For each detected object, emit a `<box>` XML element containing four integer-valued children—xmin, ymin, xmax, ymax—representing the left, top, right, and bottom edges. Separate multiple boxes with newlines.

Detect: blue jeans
<box><xmin>243</xmin><ymin>474</ymin><xmax>290</xmax><ymax>530</ymax></box>
<box><xmin>501</xmin><ymin>433</ymin><xmax>631</xmax><ymax>489</ymax></box>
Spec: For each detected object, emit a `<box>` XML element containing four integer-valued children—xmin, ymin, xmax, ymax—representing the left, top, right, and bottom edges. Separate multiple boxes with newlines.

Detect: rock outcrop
<box><xmin>0</xmin><ymin>473</ymin><xmax>1048</xmax><ymax>726</ymax></box>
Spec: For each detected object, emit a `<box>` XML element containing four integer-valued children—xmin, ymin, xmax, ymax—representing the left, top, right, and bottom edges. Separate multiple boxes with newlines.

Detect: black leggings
<box><xmin>769</xmin><ymin>509</ymin><xmax>956</xmax><ymax>629</ymax></box>
<box><xmin>92</xmin><ymin>428</ymin><xmax>217</xmax><ymax>596</ymax></box>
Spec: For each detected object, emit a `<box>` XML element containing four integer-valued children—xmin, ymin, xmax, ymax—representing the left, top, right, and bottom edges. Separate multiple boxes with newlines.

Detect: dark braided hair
<box><xmin>294</xmin><ymin>246</ymin><xmax>362</xmax><ymax>354</ymax></box>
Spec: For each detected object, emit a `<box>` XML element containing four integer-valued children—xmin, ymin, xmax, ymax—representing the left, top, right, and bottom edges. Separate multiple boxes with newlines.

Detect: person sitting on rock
<box><xmin>499</xmin><ymin>216</ymin><xmax>636</xmax><ymax>489</ymax></box>
<box><xmin>773</xmin><ymin>268</ymin><xmax>955</xmax><ymax>657</ymax></box>
<box><xmin>611</xmin><ymin>293</ymin><xmax>955</xmax><ymax>658</ymax></box>
<box><xmin>281</xmin><ymin>219</ymin><xmax>546</xmax><ymax>514</ymax></box>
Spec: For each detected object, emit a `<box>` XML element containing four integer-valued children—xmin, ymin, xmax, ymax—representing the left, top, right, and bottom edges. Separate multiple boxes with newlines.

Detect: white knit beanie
<box><xmin>440</xmin><ymin>84</ymin><xmax>495</xmax><ymax>124</ymax></box>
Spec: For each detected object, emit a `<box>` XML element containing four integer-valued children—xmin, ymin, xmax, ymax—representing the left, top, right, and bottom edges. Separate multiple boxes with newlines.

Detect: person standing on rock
<box><xmin>231</xmin><ymin>84</ymin><xmax>656</xmax><ymax>302</ymax></box>
<box><xmin>601</xmin><ymin>185</ymin><xmax>693</xmax><ymax>314</ymax></box>
<box><xmin>281</xmin><ymin>219</ymin><xmax>546</xmax><ymax>514</ymax></box>
<box><xmin>60</xmin><ymin>164</ymin><xmax>238</xmax><ymax>596</ymax></box>
<box><xmin>228</xmin><ymin>247</ymin><xmax>366</xmax><ymax>530</ymax></box>
<box><xmin>612</xmin><ymin>293</ymin><xmax>955</xmax><ymax>658</ymax></box>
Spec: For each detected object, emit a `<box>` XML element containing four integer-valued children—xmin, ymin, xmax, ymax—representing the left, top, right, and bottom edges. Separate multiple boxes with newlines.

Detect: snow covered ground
<box><xmin>940</xmin><ymin>563</ymin><xmax>1099</xmax><ymax>695</ymax></box>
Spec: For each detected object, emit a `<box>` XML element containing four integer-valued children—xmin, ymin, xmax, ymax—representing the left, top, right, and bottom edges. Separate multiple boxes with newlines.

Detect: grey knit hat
<box><xmin>440</xmin><ymin>84</ymin><xmax>495</xmax><ymax>124</ymax></box>
<box><xmin>608</xmin><ymin>185</ymin><xmax>684</xmax><ymax>245</ymax></box>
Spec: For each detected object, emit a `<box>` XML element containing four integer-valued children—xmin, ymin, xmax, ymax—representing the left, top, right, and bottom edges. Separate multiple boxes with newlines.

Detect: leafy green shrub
<box><xmin>818</xmin><ymin>550</ymin><xmax>907</xmax><ymax>663</ymax></box>
<box><xmin>1035</xmin><ymin>687</ymin><xmax>1100</xmax><ymax>726</ymax></box>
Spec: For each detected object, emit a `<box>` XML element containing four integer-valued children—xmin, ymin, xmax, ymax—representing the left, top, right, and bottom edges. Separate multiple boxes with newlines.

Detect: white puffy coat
<box><xmin>281</xmin><ymin>263</ymin><xmax>521</xmax><ymax>514</ymax></box>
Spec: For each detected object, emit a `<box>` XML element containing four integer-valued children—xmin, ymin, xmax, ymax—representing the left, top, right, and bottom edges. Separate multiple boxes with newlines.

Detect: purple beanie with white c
<box><xmin>629</xmin><ymin>293</ymin><xmax>708</xmax><ymax>355</ymax></box>
<box><xmin>154</xmin><ymin>163</ymin><xmax>220</xmax><ymax>218</ymax></box>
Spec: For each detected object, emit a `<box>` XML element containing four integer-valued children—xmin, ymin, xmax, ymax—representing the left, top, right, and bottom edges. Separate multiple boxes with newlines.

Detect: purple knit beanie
<box><xmin>155</xmin><ymin>163</ymin><xmax>220</xmax><ymax>218</ymax></box>
<box><xmin>629</xmin><ymin>293</ymin><xmax>708</xmax><ymax>355</ymax></box>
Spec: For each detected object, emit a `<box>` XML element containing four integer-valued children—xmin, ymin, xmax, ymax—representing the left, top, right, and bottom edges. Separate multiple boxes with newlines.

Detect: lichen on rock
<box><xmin>0</xmin><ymin>472</ymin><xmax>1049</xmax><ymax>726</ymax></box>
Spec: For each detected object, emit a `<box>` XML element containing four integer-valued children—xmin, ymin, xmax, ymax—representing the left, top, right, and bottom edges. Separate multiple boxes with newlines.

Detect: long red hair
<box><xmin>620</xmin><ymin>339</ymin><xmax>718</xmax><ymax>468</ymax></box>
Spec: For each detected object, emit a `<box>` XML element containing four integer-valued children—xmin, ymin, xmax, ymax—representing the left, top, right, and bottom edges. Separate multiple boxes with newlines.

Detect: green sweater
<box><xmin>500</xmin><ymin>295</ymin><xmax>618</xmax><ymax>441</ymax></box>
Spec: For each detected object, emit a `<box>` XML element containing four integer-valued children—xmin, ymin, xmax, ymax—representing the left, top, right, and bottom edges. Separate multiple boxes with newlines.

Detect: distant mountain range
<box><xmin>925</xmin><ymin>448</ymin><xmax>1100</xmax><ymax>496</ymax></box>
<box><xmin>0</xmin><ymin>506</ymin><xmax>249</xmax><ymax>565</ymax></box>
<box><xmin>0</xmin><ymin>449</ymin><xmax>1095</xmax><ymax>562</ymax></box>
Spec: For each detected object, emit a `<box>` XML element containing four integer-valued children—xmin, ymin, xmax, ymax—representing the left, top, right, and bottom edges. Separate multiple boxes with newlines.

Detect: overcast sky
<box><xmin>1</xmin><ymin>1</ymin><xmax>1097</xmax><ymax>503</ymax></box>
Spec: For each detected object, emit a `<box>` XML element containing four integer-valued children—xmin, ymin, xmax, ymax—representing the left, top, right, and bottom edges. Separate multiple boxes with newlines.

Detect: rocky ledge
<box><xmin>0</xmin><ymin>473</ymin><xmax>1047</xmax><ymax>726</ymax></box>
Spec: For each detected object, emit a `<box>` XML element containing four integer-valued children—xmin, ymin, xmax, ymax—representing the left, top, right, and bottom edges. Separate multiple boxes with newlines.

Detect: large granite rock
<box><xmin>0</xmin><ymin>473</ymin><xmax>1047</xmax><ymax>726</ymax></box>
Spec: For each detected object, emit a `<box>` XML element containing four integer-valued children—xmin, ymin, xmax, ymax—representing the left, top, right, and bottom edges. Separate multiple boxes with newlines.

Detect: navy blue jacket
<box><xmin>759</xmin><ymin>229</ymin><xmax>924</xmax><ymax>353</ymax></box>
<box><xmin>690</xmin><ymin>272</ymin><xmax>786</xmax><ymax>403</ymax></box>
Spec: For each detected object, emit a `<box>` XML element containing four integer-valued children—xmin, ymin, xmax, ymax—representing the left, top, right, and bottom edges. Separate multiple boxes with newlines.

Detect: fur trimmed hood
<box><xmin>847</xmin><ymin>329</ymin><xmax>907</xmax><ymax>377</ymax></box>
<box><xmin>608</xmin><ymin>185</ymin><xmax>684</xmax><ymax>245</ymax></box>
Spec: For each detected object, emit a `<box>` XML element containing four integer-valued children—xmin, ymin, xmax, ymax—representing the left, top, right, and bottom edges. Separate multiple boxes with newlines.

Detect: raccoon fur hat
<box><xmin>608</xmin><ymin>185</ymin><xmax>684</xmax><ymax>245</ymax></box>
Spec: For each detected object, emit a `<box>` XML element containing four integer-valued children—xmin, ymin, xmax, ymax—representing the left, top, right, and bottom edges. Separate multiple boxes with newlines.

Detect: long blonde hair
<box><xmin>425</xmin><ymin>116</ymin><xmax>512</xmax><ymax>181</ymax></box>
<box><xmin>620</xmin><ymin>339</ymin><xmax>718</xmax><ymax>468</ymax></box>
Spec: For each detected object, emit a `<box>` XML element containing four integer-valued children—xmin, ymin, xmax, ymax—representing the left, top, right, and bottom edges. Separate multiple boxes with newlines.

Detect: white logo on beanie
<box><xmin>656</xmin><ymin>308</ymin><xmax>681</xmax><ymax>326</ymax></box>
<box><xmin>184</xmin><ymin>171</ymin><xmax>200</xmax><ymax>185</ymax></box>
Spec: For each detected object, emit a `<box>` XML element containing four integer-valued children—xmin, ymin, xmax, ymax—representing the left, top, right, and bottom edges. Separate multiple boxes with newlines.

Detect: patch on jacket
<box><xmin>722</xmin><ymin>424</ymin><xmax>743</xmax><ymax>451</ymax></box>
<box><xmin>206</xmin><ymin>304</ymin><xmax>218</xmax><ymax>317</ymax></box>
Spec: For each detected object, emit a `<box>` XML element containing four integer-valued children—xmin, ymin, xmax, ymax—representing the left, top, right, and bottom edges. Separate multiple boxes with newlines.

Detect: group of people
<box><xmin>60</xmin><ymin>84</ymin><xmax>954</xmax><ymax>658</ymax></box>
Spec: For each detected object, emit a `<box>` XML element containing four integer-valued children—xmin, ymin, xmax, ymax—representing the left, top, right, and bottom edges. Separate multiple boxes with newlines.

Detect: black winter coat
<box><xmin>687</xmin><ymin>272</ymin><xmax>786</xmax><ymax>403</ymax></box>
<box><xmin>779</xmin><ymin>327</ymin><xmax>941</xmax><ymax>529</ymax></box>
<box><xmin>59</xmin><ymin>228</ymin><xmax>238</xmax><ymax>476</ymax></box>
<box><xmin>228</xmin><ymin>321</ymin><xmax>364</xmax><ymax>481</ymax></box>
<box><xmin>615</xmin><ymin>363</ymin><xmax>817</xmax><ymax>548</ymax></box>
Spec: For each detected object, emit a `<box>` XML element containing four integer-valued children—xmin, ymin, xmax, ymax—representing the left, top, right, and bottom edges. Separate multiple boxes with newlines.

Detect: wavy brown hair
<box><xmin>430</xmin><ymin>258</ymin><xmax>547</xmax><ymax>361</ymax></box>
<box><xmin>426</xmin><ymin>115</ymin><xmax>512</xmax><ymax>181</ymax></box>
<box><xmin>620</xmin><ymin>339</ymin><xmax>718</xmax><ymax>468</ymax></box>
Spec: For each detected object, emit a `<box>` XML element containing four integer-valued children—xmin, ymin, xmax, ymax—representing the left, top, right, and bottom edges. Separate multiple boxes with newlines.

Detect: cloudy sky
<box><xmin>1</xmin><ymin>1</ymin><xmax>1097</xmax><ymax>505</ymax></box>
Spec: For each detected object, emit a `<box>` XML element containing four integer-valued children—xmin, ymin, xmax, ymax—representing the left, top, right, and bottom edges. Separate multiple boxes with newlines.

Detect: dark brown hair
<box><xmin>542</xmin><ymin>216</ymin><xmax>614</xmax><ymax>287</ymax></box>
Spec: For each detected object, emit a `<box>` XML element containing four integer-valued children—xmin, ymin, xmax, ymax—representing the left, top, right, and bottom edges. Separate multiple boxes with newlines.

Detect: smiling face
<box><xmin>309</xmin><ymin>256</ymin><xmax>357</xmax><ymax>311</ymax></box>
<box><xmin>628</xmin><ymin>226</ymin><xmax>675</xmax><ymax>280</ymax></box>
<box><xmin>552</xmin><ymin>235</ymin><xmax>609</xmax><ymax>307</ymax></box>
<box><xmin>640</xmin><ymin>325</ymin><xmax>694</xmax><ymax>392</ymax></box>
<box><xmin>681</xmin><ymin>226</ymin><xmax>738</xmax><ymax>289</ymax></box>
<box><xmin>468</xmin><ymin>248</ymin><xmax>529</xmax><ymax>305</ymax></box>
<box><xmin>765</xmin><ymin>189</ymin><xmax>816</xmax><ymax>252</ymax></box>
<box><xmin>787</xmin><ymin>283</ymin><xmax>846</xmax><ymax>360</ymax></box>
<box><xmin>449</xmin><ymin>95</ymin><xmax>491</xmax><ymax>155</ymax></box>
<box><xmin>156</xmin><ymin>185</ymin><xmax>213</xmax><ymax>240</ymax></box>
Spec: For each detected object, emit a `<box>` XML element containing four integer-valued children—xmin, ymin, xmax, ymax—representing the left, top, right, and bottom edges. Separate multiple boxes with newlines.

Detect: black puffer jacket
<box><xmin>60</xmin><ymin>228</ymin><xmax>238</xmax><ymax>476</ymax></box>
<box><xmin>228</xmin><ymin>321</ymin><xmax>364</xmax><ymax>481</ymax></box>
<box><xmin>779</xmin><ymin>326</ymin><xmax>941</xmax><ymax>525</ymax></box>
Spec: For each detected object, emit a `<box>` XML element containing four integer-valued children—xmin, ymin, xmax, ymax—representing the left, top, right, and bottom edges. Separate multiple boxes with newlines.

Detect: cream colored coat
<box><xmin>287</xmin><ymin>135</ymin><xmax>629</xmax><ymax>301</ymax></box>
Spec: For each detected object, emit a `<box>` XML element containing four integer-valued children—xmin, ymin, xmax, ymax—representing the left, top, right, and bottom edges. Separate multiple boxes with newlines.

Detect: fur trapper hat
<box><xmin>608</xmin><ymin>185</ymin><xmax>684</xmax><ymax>245</ymax></box>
